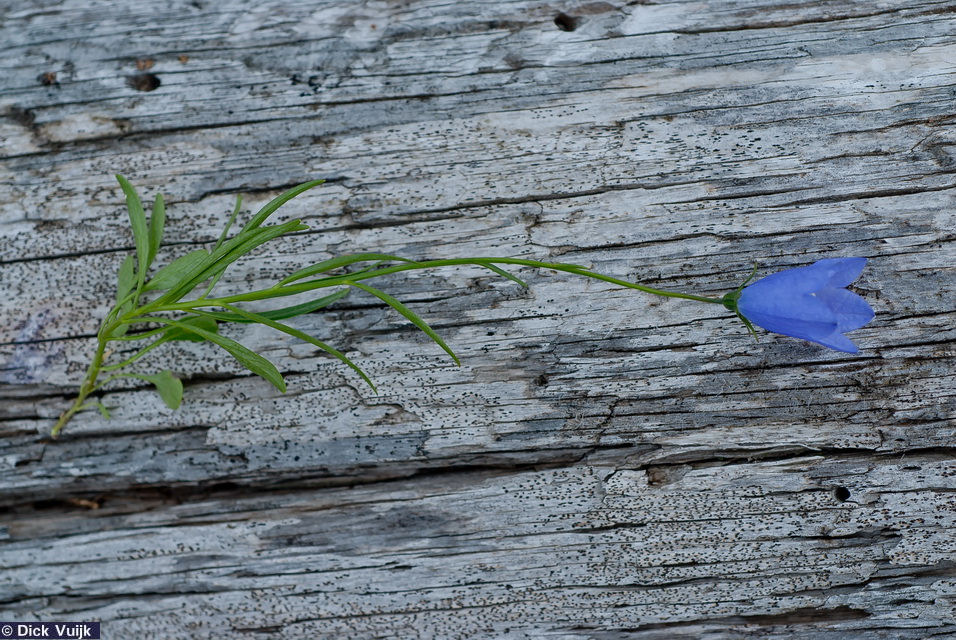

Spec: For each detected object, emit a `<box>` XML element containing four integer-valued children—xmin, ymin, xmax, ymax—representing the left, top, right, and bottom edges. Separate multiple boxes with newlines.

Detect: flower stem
<box><xmin>51</xmin><ymin>334</ymin><xmax>109</xmax><ymax>438</ymax></box>
<box><xmin>151</xmin><ymin>258</ymin><xmax>725</xmax><ymax>313</ymax></box>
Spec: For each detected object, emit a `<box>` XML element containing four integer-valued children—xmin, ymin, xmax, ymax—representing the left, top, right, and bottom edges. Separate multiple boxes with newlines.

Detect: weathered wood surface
<box><xmin>1</xmin><ymin>0</ymin><xmax>955</xmax><ymax>637</ymax></box>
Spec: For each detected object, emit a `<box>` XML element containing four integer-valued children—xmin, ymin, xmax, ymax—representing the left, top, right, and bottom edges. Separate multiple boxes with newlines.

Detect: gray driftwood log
<box><xmin>2</xmin><ymin>0</ymin><xmax>955</xmax><ymax>637</ymax></box>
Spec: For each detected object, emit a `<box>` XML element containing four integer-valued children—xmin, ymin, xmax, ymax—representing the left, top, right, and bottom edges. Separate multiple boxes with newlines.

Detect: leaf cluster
<box><xmin>87</xmin><ymin>176</ymin><xmax>532</xmax><ymax>413</ymax></box>
<box><xmin>54</xmin><ymin>175</ymin><xmax>725</xmax><ymax>435</ymax></box>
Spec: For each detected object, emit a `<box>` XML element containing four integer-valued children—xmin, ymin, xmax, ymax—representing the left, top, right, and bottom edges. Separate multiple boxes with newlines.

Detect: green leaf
<box><xmin>110</xmin><ymin>321</ymin><xmax>131</xmax><ymax>338</ymax></box>
<box><xmin>215</xmin><ymin>195</ymin><xmax>243</xmax><ymax>251</ymax></box>
<box><xmin>158</xmin><ymin>219</ymin><xmax>307</xmax><ymax>304</ymax></box>
<box><xmin>196</xmin><ymin>303</ymin><xmax>376</xmax><ymax>392</ymax></box>
<box><xmin>278</xmin><ymin>253</ymin><xmax>414</xmax><ymax>286</ymax></box>
<box><xmin>111</xmin><ymin>253</ymin><xmax>135</xmax><ymax>338</ymax></box>
<box><xmin>116</xmin><ymin>254</ymin><xmax>136</xmax><ymax>302</ymax></box>
<box><xmin>112</xmin><ymin>315</ymin><xmax>217</xmax><ymax>343</ymax></box>
<box><xmin>163</xmin><ymin>315</ymin><xmax>219</xmax><ymax>342</ymax></box>
<box><xmin>144</xmin><ymin>370</ymin><xmax>183</xmax><ymax>409</ymax></box>
<box><xmin>77</xmin><ymin>400</ymin><xmax>111</xmax><ymax>419</ymax></box>
<box><xmin>100</xmin><ymin>331</ymin><xmax>174</xmax><ymax>371</ymax></box>
<box><xmin>141</xmin><ymin>316</ymin><xmax>286</xmax><ymax>392</ymax></box>
<box><xmin>239</xmin><ymin>179</ymin><xmax>324</xmax><ymax>235</ymax></box>
<box><xmin>148</xmin><ymin>193</ymin><xmax>165</xmax><ymax>267</ymax></box>
<box><xmin>481</xmin><ymin>263</ymin><xmax>528</xmax><ymax>288</ymax></box>
<box><xmin>347</xmin><ymin>281</ymin><xmax>460</xmax><ymax>366</ymax></box>
<box><xmin>115</xmin><ymin>370</ymin><xmax>184</xmax><ymax>409</ymax></box>
<box><xmin>199</xmin><ymin>289</ymin><xmax>349</xmax><ymax>324</ymax></box>
<box><xmin>199</xmin><ymin>219</ymin><xmax>309</xmax><ymax>289</ymax></box>
<box><xmin>199</xmin><ymin>195</ymin><xmax>246</xmax><ymax>299</ymax></box>
<box><xmin>144</xmin><ymin>249</ymin><xmax>209</xmax><ymax>292</ymax></box>
<box><xmin>115</xmin><ymin>175</ymin><xmax>150</xmax><ymax>290</ymax></box>
<box><xmin>110</xmin><ymin>325</ymin><xmax>167</xmax><ymax>341</ymax></box>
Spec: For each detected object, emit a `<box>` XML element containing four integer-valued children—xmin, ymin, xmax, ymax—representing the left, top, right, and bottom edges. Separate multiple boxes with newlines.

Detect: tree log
<box><xmin>1</xmin><ymin>0</ymin><xmax>954</xmax><ymax>637</ymax></box>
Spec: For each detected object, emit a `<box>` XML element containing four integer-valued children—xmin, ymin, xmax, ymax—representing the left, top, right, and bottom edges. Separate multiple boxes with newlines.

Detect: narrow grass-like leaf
<box><xmin>196</xmin><ymin>303</ymin><xmax>376</xmax><ymax>392</ymax></box>
<box><xmin>164</xmin><ymin>315</ymin><xmax>219</xmax><ymax>342</ymax></box>
<box><xmin>140</xmin><ymin>316</ymin><xmax>286</xmax><ymax>392</ymax></box>
<box><xmin>193</xmin><ymin>219</ymin><xmax>309</xmax><ymax>296</ymax></box>
<box><xmin>148</xmin><ymin>193</ymin><xmax>165</xmax><ymax>266</ymax></box>
<box><xmin>480</xmin><ymin>263</ymin><xmax>528</xmax><ymax>287</ymax></box>
<box><xmin>200</xmin><ymin>195</ymin><xmax>246</xmax><ymax>298</ymax></box>
<box><xmin>199</xmin><ymin>289</ymin><xmax>348</xmax><ymax>323</ymax></box>
<box><xmin>116</xmin><ymin>254</ymin><xmax>136</xmax><ymax>302</ymax></box>
<box><xmin>115</xmin><ymin>175</ymin><xmax>150</xmax><ymax>290</ymax></box>
<box><xmin>151</xmin><ymin>228</ymin><xmax>270</xmax><ymax>302</ymax></box>
<box><xmin>158</xmin><ymin>220</ymin><xmax>307</xmax><ymax>304</ymax></box>
<box><xmin>111</xmin><ymin>325</ymin><xmax>166</xmax><ymax>341</ymax></box>
<box><xmin>104</xmin><ymin>317</ymin><xmax>218</xmax><ymax>370</ymax></box>
<box><xmin>109</xmin><ymin>321</ymin><xmax>131</xmax><ymax>339</ymax></box>
<box><xmin>215</xmin><ymin>195</ymin><xmax>243</xmax><ymax>250</ymax></box>
<box><xmin>112</xmin><ymin>257</ymin><xmax>136</xmax><ymax>338</ymax></box>
<box><xmin>346</xmin><ymin>280</ymin><xmax>460</xmax><ymax>366</ymax></box>
<box><xmin>111</xmin><ymin>316</ymin><xmax>219</xmax><ymax>343</ymax></box>
<box><xmin>239</xmin><ymin>179</ymin><xmax>324</xmax><ymax>235</ymax></box>
<box><xmin>144</xmin><ymin>249</ymin><xmax>209</xmax><ymax>292</ymax></box>
<box><xmin>101</xmin><ymin>333</ymin><xmax>171</xmax><ymax>371</ymax></box>
<box><xmin>78</xmin><ymin>400</ymin><xmax>111</xmax><ymax>419</ymax></box>
<box><xmin>278</xmin><ymin>253</ymin><xmax>414</xmax><ymax>286</ymax></box>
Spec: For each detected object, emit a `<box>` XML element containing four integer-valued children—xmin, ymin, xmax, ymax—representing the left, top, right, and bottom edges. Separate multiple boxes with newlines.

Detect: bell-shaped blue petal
<box><xmin>814</xmin><ymin>256</ymin><xmax>868</xmax><ymax>288</ymax></box>
<box><xmin>736</xmin><ymin>257</ymin><xmax>874</xmax><ymax>353</ymax></box>
<box><xmin>813</xmin><ymin>286</ymin><xmax>874</xmax><ymax>332</ymax></box>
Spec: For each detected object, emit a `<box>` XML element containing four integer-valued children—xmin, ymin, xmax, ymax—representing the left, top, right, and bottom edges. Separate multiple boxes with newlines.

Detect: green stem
<box><xmin>94</xmin><ymin>372</ymin><xmax>158</xmax><ymax>389</ymax></box>
<box><xmin>111</xmin><ymin>325</ymin><xmax>168</xmax><ymax>341</ymax></box>
<box><xmin>148</xmin><ymin>258</ymin><xmax>724</xmax><ymax>313</ymax></box>
<box><xmin>100</xmin><ymin>337</ymin><xmax>169</xmax><ymax>372</ymax></box>
<box><xmin>51</xmin><ymin>333</ymin><xmax>110</xmax><ymax>438</ymax></box>
<box><xmin>90</xmin><ymin>374</ymin><xmax>124</xmax><ymax>392</ymax></box>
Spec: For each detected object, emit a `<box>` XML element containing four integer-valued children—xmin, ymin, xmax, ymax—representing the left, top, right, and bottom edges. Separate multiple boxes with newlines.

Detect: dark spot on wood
<box><xmin>646</xmin><ymin>467</ymin><xmax>668</xmax><ymax>485</ymax></box>
<box><xmin>534</xmin><ymin>374</ymin><xmax>548</xmax><ymax>386</ymax></box>
<box><xmin>128</xmin><ymin>73</ymin><xmax>161</xmax><ymax>92</ymax></box>
<box><xmin>6</xmin><ymin>105</ymin><xmax>36</xmax><ymax>128</ymax></box>
<box><xmin>38</xmin><ymin>71</ymin><xmax>58</xmax><ymax>86</ymax></box>
<box><xmin>922</xmin><ymin>5</ymin><xmax>956</xmax><ymax>14</ymax></box>
<box><xmin>833</xmin><ymin>486</ymin><xmax>851</xmax><ymax>502</ymax></box>
<box><xmin>503</xmin><ymin>53</ymin><xmax>525</xmax><ymax>69</ymax></box>
<box><xmin>232</xmin><ymin>626</ymin><xmax>282</xmax><ymax>634</ymax></box>
<box><xmin>554</xmin><ymin>13</ymin><xmax>580</xmax><ymax>31</ymax></box>
<box><xmin>738</xmin><ymin>605</ymin><xmax>870</xmax><ymax>625</ymax></box>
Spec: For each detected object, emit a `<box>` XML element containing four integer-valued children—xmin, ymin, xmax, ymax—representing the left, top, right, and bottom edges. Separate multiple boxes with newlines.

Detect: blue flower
<box><xmin>732</xmin><ymin>257</ymin><xmax>874</xmax><ymax>353</ymax></box>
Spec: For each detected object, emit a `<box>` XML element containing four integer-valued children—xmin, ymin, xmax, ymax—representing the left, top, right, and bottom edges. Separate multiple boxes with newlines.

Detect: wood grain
<box><xmin>1</xmin><ymin>0</ymin><xmax>954</xmax><ymax>637</ymax></box>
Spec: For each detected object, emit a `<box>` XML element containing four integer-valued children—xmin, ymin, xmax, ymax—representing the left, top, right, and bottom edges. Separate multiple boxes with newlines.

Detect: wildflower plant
<box><xmin>51</xmin><ymin>176</ymin><xmax>874</xmax><ymax>436</ymax></box>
